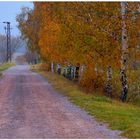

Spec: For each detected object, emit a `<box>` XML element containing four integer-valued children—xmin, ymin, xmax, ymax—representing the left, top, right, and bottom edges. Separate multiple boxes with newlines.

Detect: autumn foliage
<box><xmin>17</xmin><ymin>2</ymin><xmax>140</xmax><ymax>101</ymax></box>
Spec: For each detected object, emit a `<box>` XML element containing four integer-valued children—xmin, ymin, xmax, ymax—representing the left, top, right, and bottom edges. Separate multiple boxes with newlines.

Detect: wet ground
<box><xmin>0</xmin><ymin>65</ymin><xmax>123</xmax><ymax>138</ymax></box>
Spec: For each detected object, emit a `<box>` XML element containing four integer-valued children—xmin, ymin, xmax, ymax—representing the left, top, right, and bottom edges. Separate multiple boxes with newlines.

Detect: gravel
<box><xmin>0</xmin><ymin>65</ymin><xmax>123</xmax><ymax>138</ymax></box>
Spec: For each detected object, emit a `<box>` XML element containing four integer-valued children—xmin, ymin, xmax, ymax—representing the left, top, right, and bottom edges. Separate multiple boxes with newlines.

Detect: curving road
<box><xmin>0</xmin><ymin>65</ymin><xmax>122</xmax><ymax>138</ymax></box>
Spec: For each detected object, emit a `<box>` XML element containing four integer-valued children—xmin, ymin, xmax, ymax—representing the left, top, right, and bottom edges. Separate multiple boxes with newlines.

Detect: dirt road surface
<box><xmin>0</xmin><ymin>65</ymin><xmax>123</xmax><ymax>138</ymax></box>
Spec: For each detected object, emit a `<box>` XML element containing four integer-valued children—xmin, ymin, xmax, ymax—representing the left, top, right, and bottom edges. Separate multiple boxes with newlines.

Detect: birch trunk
<box><xmin>51</xmin><ymin>62</ymin><xmax>54</xmax><ymax>73</ymax></box>
<box><xmin>105</xmin><ymin>66</ymin><xmax>112</xmax><ymax>97</ymax></box>
<box><xmin>79</xmin><ymin>65</ymin><xmax>84</xmax><ymax>82</ymax></box>
<box><xmin>120</xmin><ymin>2</ymin><xmax>128</xmax><ymax>102</ymax></box>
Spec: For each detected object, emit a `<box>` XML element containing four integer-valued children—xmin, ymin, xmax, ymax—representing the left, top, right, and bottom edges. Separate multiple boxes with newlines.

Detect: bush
<box><xmin>80</xmin><ymin>70</ymin><xmax>105</xmax><ymax>92</ymax></box>
<box><xmin>31</xmin><ymin>63</ymin><xmax>51</xmax><ymax>72</ymax></box>
<box><xmin>39</xmin><ymin>63</ymin><xmax>51</xmax><ymax>71</ymax></box>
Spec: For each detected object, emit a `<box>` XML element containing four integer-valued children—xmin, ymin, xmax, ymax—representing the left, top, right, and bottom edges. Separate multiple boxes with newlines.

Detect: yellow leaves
<box><xmin>16</xmin><ymin>2</ymin><xmax>140</xmax><ymax>94</ymax></box>
<box><xmin>18</xmin><ymin>2</ymin><xmax>140</xmax><ymax>79</ymax></box>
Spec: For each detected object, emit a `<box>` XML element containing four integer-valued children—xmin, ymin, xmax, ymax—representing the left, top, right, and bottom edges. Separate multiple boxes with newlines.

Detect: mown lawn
<box><xmin>31</xmin><ymin>65</ymin><xmax>140</xmax><ymax>138</ymax></box>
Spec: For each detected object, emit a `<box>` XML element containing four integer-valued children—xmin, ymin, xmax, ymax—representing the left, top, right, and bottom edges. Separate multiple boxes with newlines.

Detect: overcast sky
<box><xmin>0</xmin><ymin>2</ymin><xmax>33</xmax><ymax>36</ymax></box>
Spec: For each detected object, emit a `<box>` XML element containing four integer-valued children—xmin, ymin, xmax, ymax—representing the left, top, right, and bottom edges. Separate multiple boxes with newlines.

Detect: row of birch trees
<box><xmin>17</xmin><ymin>2</ymin><xmax>140</xmax><ymax>102</ymax></box>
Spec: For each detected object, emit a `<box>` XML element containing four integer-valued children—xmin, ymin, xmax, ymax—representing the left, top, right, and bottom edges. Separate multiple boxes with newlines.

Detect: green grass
<box><xmin>31</xmin><ymin>65</ymin><xmax>140</xmax><ymax>138</ymax></box>
<box><xmin>0</xmin><ymin>63</ymin><xmax>14</xmax><ymax>75</ymax></box>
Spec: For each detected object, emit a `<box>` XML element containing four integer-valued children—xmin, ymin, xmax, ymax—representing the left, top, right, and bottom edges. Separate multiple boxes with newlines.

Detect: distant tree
<box><xmin>25</xmin><ymin>50</ymin><xmax>38</xmax><ymax>64</ymax></box>
<box><xmin>0</xmin><ymin>34</ymin><xmax>24</xmax><ymax>63</ymax></box>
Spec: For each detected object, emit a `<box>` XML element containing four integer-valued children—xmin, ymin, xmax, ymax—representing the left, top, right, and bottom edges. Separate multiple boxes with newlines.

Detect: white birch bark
<box><xmin>51</xmin><ymin>62</ymin><xmax>54</xmax><ymax>73</ymax></box>
<box><xmin>120</xmin><ymin>2</ymin><xmax>128</xmax><ymax>102</ymax></box>
<box><xmin>105</xmin><ymin>66</ymin><xmax>112</xmax><ymax>96</ymax></box>
<box><xmin>79</xmin><ymin>65</ymin><xmax>85</xmax><ymax>82</ymax></box>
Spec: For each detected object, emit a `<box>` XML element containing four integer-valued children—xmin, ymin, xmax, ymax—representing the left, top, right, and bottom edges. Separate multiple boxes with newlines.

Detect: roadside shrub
<box><xmin>31</xmin><ymin>63</ymin><xmax>51</xmax><ymax>71</ymax></box>
<box><xmin>39</xmin><ymin>63</ymin><xmax>51</xmax><ymax>71</ymax></box>
<box><xmin>80</xmin><ymin>69</ymin><xmax>105</xmax><ymax>93</ymax></box>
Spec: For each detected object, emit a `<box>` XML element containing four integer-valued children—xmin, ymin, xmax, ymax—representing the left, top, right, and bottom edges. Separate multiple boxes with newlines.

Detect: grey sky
<box><xmin>0</xmin><ymin>2</ymin><xmax>33</xmax><ymax>36</ymax></box>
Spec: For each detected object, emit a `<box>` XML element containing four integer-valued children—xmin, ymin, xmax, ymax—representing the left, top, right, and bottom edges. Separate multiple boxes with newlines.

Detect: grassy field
<box><xmin>31</xmin><ymin>65</ymin><xmax>140</xmax><ymax>138</ymax></box>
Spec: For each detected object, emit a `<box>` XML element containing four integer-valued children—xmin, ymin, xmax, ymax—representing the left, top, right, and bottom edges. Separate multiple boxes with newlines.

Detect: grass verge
<box><xmin>31</xmin><ymin>65</ymin><xmax>140</xmax><ymax>138</ymax></box>
<box><xmin>0</xmin><ymin>63</ymin><xmax>14</xmax><ymax>76</ymax></box>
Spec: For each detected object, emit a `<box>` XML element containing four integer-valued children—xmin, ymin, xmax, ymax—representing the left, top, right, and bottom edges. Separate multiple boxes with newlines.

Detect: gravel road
<box><xmin>0</xmin><ymin>65</ymin><xmax>123</xmax><ymax>138</ymax></box>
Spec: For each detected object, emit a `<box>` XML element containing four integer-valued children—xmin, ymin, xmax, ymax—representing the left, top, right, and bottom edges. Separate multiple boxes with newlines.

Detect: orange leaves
<box><xmin>15</xmin><ymin>2</ymin><xmax>140</xmax><ymax>96</ymax></box>
<box><xmin>17</xmin><ymin>2</ymin><xmax>140</xmax><ymax>91</ymax></box>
